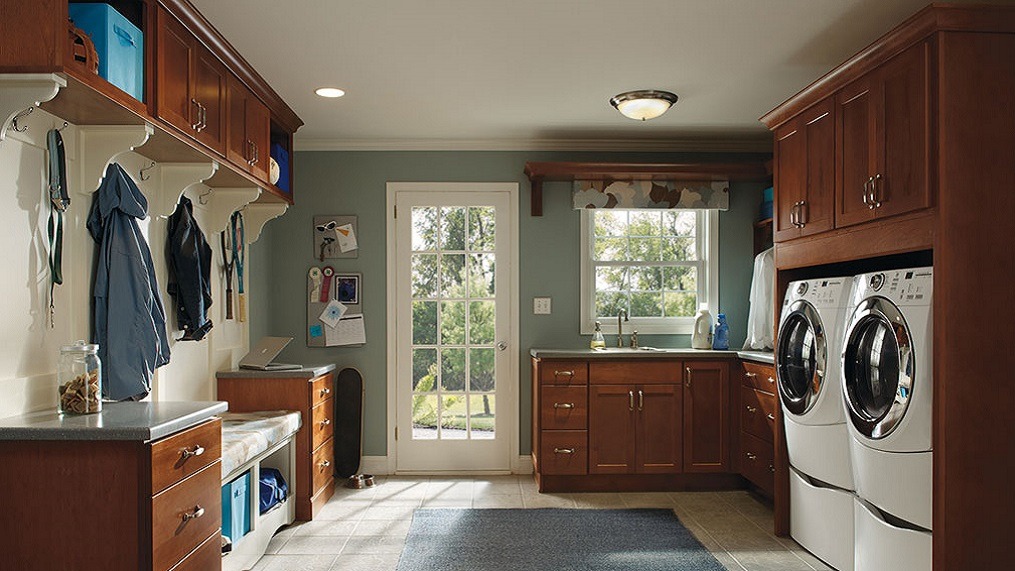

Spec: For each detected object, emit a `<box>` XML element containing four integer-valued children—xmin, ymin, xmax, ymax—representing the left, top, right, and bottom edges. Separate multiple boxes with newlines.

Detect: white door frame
<box><xmin>385</xmin><ymin>182</ymin><xmax>520</xmax><ymax>474</ymax></box>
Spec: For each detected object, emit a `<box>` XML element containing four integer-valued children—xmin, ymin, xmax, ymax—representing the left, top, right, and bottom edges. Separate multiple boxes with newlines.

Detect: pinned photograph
<box><xmin>336</xmin><ymin>275</ymin><xmax>360</xmax><ymax>305</ymax></box>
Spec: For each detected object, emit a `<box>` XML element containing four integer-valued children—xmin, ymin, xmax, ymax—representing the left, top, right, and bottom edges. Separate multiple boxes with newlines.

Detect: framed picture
<box><xmin>335</xmin><ymin>274</ymin><xmax>360</xmax><ymax>305</ymax></box>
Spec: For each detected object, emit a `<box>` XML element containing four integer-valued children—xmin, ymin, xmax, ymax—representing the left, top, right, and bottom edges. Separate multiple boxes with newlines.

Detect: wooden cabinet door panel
<box><xmin>773</xmin><ymin>122</ymin><xmax>804</xmax><ymax>242</ymax></box>
<box><xmin>589</xmin><ymin>360</ymin><xmax>681</xmax><ymax>385</ymax></box>
<box><xmin>540</xmin><ymin>386</ymin><xmax>588</xmax><ymax>431</ymax></box>
<box><xmin>683</xmin><ymin>361</ymin><xmax>730</xmax><ymax>473</ymax></box>
<box><xmin>247</xmin><ymin>95</ymin><xmax>272</xmax><ymax>182</ymax></box>
<box><xmin>801</xmin><ymin>99</ymin><xmax>835</xmax><ymax>236</ymax></box>
<box><xmin>636</xmin><ymin>385</ymin><xmax>682</xmax><ymax>474</ymax></box>
<box><xmin>156</xmin><ymin>7</ymin><xmax>194</xmax><ymax>134</ymax></box>
<box><xmin>837</xmin><ymin>75</ymin><xmax>878</xmax><ymax>228</ymax></box>
<box><xmin>193</xmin><ymin>47</ymin><xmax>226</xmax><ymax>154</ymax></box>
<box><xmin>225</xmin><ymin>73</ymin><xmax>249</xmax><ymax>168</ymax></box>
<box><xmin>588</xmin><ymin>385</ymin><xmax>636</xmax><ymax>474</ymax></box>
<box><xmin>877</xmin><ymin>40</ymin><xmax>932</xmax><ymax>219</ymax></box>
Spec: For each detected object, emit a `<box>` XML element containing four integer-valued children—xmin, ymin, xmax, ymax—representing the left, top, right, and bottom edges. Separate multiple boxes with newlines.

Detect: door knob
<box><xmin>497</xmin><ymin>341</ymin><xmax>507</xmax><ymax>351</ymax></box>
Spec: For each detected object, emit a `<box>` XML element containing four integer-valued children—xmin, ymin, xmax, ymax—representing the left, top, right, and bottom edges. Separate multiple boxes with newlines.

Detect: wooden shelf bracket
<box><xmin>0</xmin><ymin>73</ymin><xmax>65</xmax><ymax>142</ymax></box>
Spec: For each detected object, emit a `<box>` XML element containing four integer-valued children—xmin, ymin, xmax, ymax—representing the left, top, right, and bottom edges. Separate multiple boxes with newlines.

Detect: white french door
<box><xmin>390</xmin><ymin>185</ymin><xmax>516</xmax><ymax>472</ymax></box>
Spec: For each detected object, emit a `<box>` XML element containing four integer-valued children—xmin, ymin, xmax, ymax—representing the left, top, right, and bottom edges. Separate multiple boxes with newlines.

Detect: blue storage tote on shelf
<box><xmin>221</xmin><ymin>472</ymin><xmax>252</xmax><ymax>542</ymax></box>
<box><xmin>67</xmin><ymin>3</ymin><xmax>144</xmax><ymax>102</ymax></box>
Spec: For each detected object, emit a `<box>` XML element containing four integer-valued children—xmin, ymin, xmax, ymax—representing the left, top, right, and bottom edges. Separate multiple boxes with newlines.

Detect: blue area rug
<box><xmin>396</xmin><ymin>508</ymin><xmax>726</xmax><ymax>571</ymax></box>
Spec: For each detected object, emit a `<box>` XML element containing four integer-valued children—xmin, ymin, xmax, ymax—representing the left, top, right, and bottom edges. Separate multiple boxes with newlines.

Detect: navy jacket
<box><xmin>87</xmin><ymin>163</ymin><xmax>171</xmax><ymax>400</ymax></box>
<box><xmin>166</xmin><ymin>196</ymin><xmax>213</xmax><ymax>341</ymax></box>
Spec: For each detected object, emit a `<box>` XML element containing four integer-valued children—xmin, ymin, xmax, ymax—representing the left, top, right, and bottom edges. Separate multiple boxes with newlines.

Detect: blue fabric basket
<box><xmin>221</xmin><ymin>472</ymin><xmax>251</xmax><ymax>541</ymax></box>
<box><xmin>68</xmin><ymin>4</ymin><xmax>144</xmax><ymax>102</ymax></box>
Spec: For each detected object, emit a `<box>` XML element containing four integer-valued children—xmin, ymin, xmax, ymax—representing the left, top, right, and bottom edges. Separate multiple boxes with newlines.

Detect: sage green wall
<box><xmin>250</xmin><ymin>151</ymin><xmax>767</xmax><ymax>457</ymax></box>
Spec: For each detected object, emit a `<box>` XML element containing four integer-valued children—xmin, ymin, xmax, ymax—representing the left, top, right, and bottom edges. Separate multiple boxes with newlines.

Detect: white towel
<box><xmin>743</xmin><ymin>247</ymin><xmax>775</xmax><ymax>350</ymax></box>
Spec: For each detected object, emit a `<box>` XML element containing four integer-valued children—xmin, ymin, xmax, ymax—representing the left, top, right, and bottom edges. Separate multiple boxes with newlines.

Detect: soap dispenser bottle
<box><xmin>591</xmin><ymin>321</ymin><xmax>606</xmax><ymax>349</ymax></box>
<box><xmin>712</xmin><ymin>313</ymin><xmax>730</xmax><ymax>350</ymax></box>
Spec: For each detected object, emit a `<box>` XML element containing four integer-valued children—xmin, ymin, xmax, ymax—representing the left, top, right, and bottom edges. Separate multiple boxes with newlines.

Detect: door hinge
<box><xmin>394</xmin><ymin>204</ymin><xmax>397</xmax><ymax>219</ymax></box>
<box><xmin>395</xmin><ymin>426</ymin><xmax>399</xmax><ymax>440</ymax></box>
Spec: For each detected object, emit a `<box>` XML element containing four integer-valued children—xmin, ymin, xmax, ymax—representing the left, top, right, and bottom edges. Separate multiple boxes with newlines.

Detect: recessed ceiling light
<box><xmin>610</xmin><ymin>90</ymin><xmax>679</xmax><ymax>121</ymax></box>
<box><xmin>315</xmin><ymin>87</ymin><xmax>346</xmax><ymax>98</ymax></box>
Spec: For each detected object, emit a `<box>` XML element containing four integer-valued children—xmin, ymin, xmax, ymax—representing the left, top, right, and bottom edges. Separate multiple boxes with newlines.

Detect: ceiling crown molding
<box><xmin>295</xmin><ymin>137</ymin><xmax>772</xmax><ymax>153</ymax></box>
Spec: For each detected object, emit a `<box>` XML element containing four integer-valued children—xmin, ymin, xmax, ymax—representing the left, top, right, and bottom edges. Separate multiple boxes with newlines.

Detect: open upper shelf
<box><xmin>523</xmin><ymin>161</ymin><xmax>771</xmax><ymax>216</ymax></box>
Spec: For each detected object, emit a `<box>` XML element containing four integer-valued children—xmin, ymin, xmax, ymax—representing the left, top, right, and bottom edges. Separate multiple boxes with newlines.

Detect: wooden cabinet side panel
<box><xmin>636</xmin><ymin>384</ymin><xmax>682</xmax><ymax>474</ymax></box>
<box><xmin>532</xmin><ymin>358</ymin><xmax>540</xmax><ymax>470</ymax></box>
<box><xmin>588</xmin><ymin>385</ymin><xmax>636</xmax><ymax>474</ymax></box>
<box><xmin>683</xmin><ymin>361</ymin><xmax>731</xmax><ymax>473</ymax></box>
<box><xmin>0</xmin><ymin>0</ymin><xmax>63</xmax><ymax>71</ymax></box>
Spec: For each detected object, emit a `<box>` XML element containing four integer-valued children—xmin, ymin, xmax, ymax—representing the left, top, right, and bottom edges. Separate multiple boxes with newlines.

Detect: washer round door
<box><xmin>777</xmin><ymin>300</ymin><xmax>826</xmax><ymax>416</ymax></box>
<box><xmin>841</xmin><ymin>296</ymin><xmax>914</xmax><ymax>439</ymax></box>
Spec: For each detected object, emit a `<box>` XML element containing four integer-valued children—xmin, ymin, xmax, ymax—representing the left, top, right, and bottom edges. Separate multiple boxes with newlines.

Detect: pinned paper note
<box><xmin>319</xmin><ymin>300</ymin><xmax>348</xmax><ymax>328</ymax></box>
<box><xmin>325</xmin><ymin>313</ymin><xmax>366</xmax><ymax>346</ymax></box>
<box><xmin>309</xmin><ymin>324</ymin><xmax>323</xmax><ymax>338</ymax></box>
<box><xmin>313</xmin><ymin>215</ymin><xmax>358</xmax><ymax>259</ymax></box>
<box><xmin>336</xmin><ymin>223</ymin><xmax>358</xmax><ymax>253</ymax></box>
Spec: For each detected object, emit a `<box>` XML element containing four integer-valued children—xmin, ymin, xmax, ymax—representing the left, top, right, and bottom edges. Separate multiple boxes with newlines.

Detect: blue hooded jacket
<box><xmin>87</xmin><ymin>163</ymin><xmax>171</xmax><ymax>400</ymax></box>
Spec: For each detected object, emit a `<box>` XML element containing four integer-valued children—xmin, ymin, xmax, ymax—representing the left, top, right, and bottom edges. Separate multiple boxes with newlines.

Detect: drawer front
<box><xmin>540</xmin><ymin>386</ymin><xmax>588</xmax><ymax>430</ymax></box>
<box><xmin>311</xmin><ymin>374</ymin><xmax>335</xmax><ymax>408</ymax></box>
<box><xmin>150</xmin><ymin>418</ymin><xmax>222</xmax><ymax>494</ymax></box>
<box><xmin>167</xmin><ymin>532</ymin><xmax>221</xmax><ymax>571</ymax></box>
<box><xmin>742</xmin><ymin>361</ymin><xmax>776</xmax><ymax>393</ymax></box>
<box><xmin>311</xmin><ymin>398</ymin><xmax>334</xmax><ymax>449</ymax></box>
<box><xmin>741</xmin><ymin>386</ymin><xmax>777</xmax><ymax>442</ymax></box>
<box><xmin>539</xmin><ymin>431</ymin><xmax>588</xmax><ymax>475</ymax></box>
<box><xmin>740</xmin><ymin>431</ymin><xmax>775</xmax><ymax>495</ymax></box>
<box><xmin>538</xmin><ymin>361</ymin><xmax>588</xmax><ymax>385</ymax></box>
<box><xmin>590</xmin><ymin>360</ymin><xmax>681</xmax><ymax>385</ymax></box>
<box><xmin>152</xmin><ymin>461</ymin><xmax>222</xmax><ymax>571</ymax></box>
<box><xmin>311</xmin><ymin>438</ymin><xmax>335</xmax><ymax>495</ymax></box>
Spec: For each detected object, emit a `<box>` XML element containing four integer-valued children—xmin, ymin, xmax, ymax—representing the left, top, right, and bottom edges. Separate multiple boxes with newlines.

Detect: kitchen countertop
<box><xmin>216</xmin><ymin>363</ymin><xmax>336</xmax><ymax>379</ymax></box>
<box><xmin>530</xmin><ymin>348</ymin><xmax>774</xmax><ymax>365</ymax></box>
<box><xmin>0</xmin><ymin>401</ymin><xmax>228</xmax><ymax>442</ymax></box>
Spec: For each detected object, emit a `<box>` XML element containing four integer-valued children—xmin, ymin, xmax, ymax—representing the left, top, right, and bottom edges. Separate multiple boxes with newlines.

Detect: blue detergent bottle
<box><xmin>712</xmin><ymin>313</ymin><xmax>730</xmax><ymax>350</ymax></box>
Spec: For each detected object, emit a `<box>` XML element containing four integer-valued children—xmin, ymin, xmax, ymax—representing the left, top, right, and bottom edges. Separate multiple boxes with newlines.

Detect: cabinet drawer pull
<box><xmin>746</xmin><ymin>452</ymin><xmax>757</xmax><ymax>461</ymax></box>
<box><xmin>767</xmin><ymin>413</ymin><xmax>775</xmax><ymax>421</ymax></box>
<box><xmin>181</xmin><ymin>505</ymin><xmax>205</xmax><ymax>522</ymax></box>
<box><xmin>320</xmin><ymin>418</ymin><xmax>331</xmax><ymax>427</ymax></box>
<box><xmin>320</xmin><ymin>387</ymin><xmax>332</xmax><ymax>397</ymax></box>
<box><xmin>768</xmin><ymin>464</ymin><xmax>776</xmax><ymax>473</ymax></box>
<box><xmin>180</xmin><ymin>445</ymin><xmax>204</xmax><ymax>460</ymax></box>
<box><xmin>553</xmin><ymin>370</ymin><xmax>574</xmax><ymax>378</ymax></box>
<box><xmin>553</xmin><ymin>448</ymin><xmax>576</xmax><ymax>455</ymax></box>
<box><xmin>744</xmin><ymin>372</ymin><xmax>757</xmax><ymax>378</ymax></box>
<box><xmin>746</xmin><ymin>405</ymin><xmax>757</xmax><ymax>413</ymax></box>
<box><xmin>552</xmin><ymin>402</ymin><xmax>575</xmax><ymax>409</ymax></box>
<box><xmin>767</xmin><ymin>376</ymin><xmax>775</xmax><ymax>385</ymax></box>
<box><xmin>319</xmin><ymin>460</ymin><xmax>331</xmax><ymax>469</ymax></box>
<box><xmin>190</xmin><ymin>99</ymin><xmax>202</xmax><ymax>130</ymax></box>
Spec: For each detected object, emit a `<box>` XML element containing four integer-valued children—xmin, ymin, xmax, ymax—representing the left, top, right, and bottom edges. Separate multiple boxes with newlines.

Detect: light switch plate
<box><xmin>533</xmin><ymin>297</ymin><xmax>552</xmax><ymax>315</ymax></box>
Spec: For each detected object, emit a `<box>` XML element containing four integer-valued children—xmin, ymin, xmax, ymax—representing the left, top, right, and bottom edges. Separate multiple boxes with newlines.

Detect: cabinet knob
<box><xmin>180</xmin><ymin>445</ymin><xmax>204</xmax><ymax>460</ymax></box>
<box><xmin>746</xmin><ymin>452</ymin><xmax>757</xmax><ymax>461</ymax></box>
<box><xmin>768</xmin><ymin>464</ymin><xmax>776</xmax><ymax>473</ymax></box>
<box><xmin>767</xmin><ymin>376</ymin><xmax>775</xmax><ymax>385</ymax></box>
<box><xmin>319</xmin><ymin>460</ymin><xmax>331</xmax><ymax>469</ymax></box>
<box><xmin>552</xmin><ymin>402</ymin><xmax>575</xmax><ymax>409</ymax></box>
<box><xmin>744</xmin><ymin>372</ymin><xmax>757</xmax><ymax>378</ymax></box>
<box><xmin>320</xmin><ymin>387</ymin><xmax>332</xmax><ymax>396</ymax></box>
<box><xmin>767</xmin><ymin>413</ymin><xmax>775</xmax><ymax>421</ymax></box>
<box><xmin>553</xmin><ymin>448</ymin><xmax>576</xmax><ymax>455</ymax></box>
<box><xmin>746</xmin><ymin>405</ymin><xmax>757</xmax><ymax>414</ymax></box>
<box><xmin>181</xmin><ymin>505</ymin><xmax>205</xmax><ymax>522</ymax></box>
<box><xmin>320</xmin><ymin>418</ymin><xmax>331</xmax><ymax>427</ymax></box>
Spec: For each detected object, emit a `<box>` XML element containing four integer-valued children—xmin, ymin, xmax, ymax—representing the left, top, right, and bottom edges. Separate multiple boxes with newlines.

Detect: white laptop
<box><xmin>239</xmin><ymin>337</ymin><xmax>303</xmax><ymax>371</ymax></box>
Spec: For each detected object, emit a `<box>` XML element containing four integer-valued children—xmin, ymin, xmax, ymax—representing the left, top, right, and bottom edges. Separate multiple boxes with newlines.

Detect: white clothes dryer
<box><xmin>777</xmin><ymin>276</ymin><xmax>855</xmax><ymax>490</ymax></box>
<box><xmin>842</xmin><ymin>267</ymin><xmax>933</xmax><ymax>532</ymax></box>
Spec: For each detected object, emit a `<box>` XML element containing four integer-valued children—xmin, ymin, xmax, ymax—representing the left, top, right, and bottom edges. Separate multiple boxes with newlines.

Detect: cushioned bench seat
<box><xmin>220</xmin><ymin>410</ymin><xmax>302</xmax><ymax>477</ymax></box>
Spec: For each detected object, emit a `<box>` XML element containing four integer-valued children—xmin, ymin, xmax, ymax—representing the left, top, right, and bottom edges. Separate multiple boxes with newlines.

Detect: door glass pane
<box><xmin>440</xmin><ymin>395</ymin><xmax>467</xmax><ymax>440</ymax></box>
<box><xmin>412</xmin><ymin>207</ymin><xmax>438</xmax><ymax>251</ymax></box>
<box><xmin>469</xmin><ymin>348</ymin><xmax>495</xmax><ymax>392</ymax></box>
<box><xmin>469</xmin><ymin>395</ymin><xmax>495</xmax><ymax>439</ymax></box>
<box><xmin>468</xmin><ymin>207</ymin><xmax>496</xmax><ymax>251</ymax></box>
<box><xmin>440</xmin><ymin>348</ymin><xmax>466</xmax><ymax>391</ymax></box>
<box><xmin>468</xmin><ymin>254</ymin><xmax>495</xmax><ymax>298</ymax></box>
<box><xmin>412</xmin><ymin>394</ymin><xmax>438</xmax><ymax>439</ymax></box>
<box><xmin>412</xmin><ymin>301</ymin><xmax>437</xmax><ymax>344</ymax></box>
<box><xmin>412</xmin><ymin>348</ymin><xmax>437</xmax><ymax>391</ymax></box>
<box><xmin>411</xmin><ymin>254</ymin><xmax>437</xmax><ymax>298</ymax></box>
<box><xmin>439</xmin><ymin>207</ymin><xmax>466</xmax><ymax>250</ymax></box>
<box><xmin>778</xmin><ymin>314</ymin><xmax>816</xmax><ymax>401</ymax></box>
<box><xmin>845</xmin><ymin>317</ymin><xmax>900</xmax><ymax>421</ymax></box>
<box><xmin>468</xmin><ymin>302</ymin><xmax>495</xmax><ymax>345</ymax></box>
<box><xmin>440</xmin><ymin>301</ymin><xmax>466</xmax><ymax>345</ymax></box>
<box><xmin>440</xmin><ymin>254</ymin><xmax>466</xmax><ymax>298</ymax></box>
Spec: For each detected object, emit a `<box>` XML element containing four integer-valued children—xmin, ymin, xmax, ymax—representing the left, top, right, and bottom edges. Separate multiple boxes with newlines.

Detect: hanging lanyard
<box><xmin>47</xmin><ymin>128</ymin><xmax>69</xmax><ymax>328</ymax></box>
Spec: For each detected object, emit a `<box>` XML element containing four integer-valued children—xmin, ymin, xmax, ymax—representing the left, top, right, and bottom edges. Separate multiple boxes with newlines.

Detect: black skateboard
<box><xmin>333</xmin><ymin>367</ymin><xmax>364</xmax><ymax>478</ymax></box>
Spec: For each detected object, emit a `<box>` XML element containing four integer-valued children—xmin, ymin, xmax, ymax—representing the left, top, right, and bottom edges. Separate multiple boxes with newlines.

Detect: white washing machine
<box><xmin>842</xmin><ymin>267</ymin><xmax>933</xmax><ymax>570</ymax></box>
<box><xmin>778</xmin><ymin>277</ymin><xmax>856</xmax><ymax>571</ymax></box>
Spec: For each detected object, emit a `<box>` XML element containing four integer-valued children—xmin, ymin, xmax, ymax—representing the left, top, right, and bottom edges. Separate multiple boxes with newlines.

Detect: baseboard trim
<box><xmin>359</xmin><ymin>455</ymin><xmax>534</xmax><ymax>476</ymax></box>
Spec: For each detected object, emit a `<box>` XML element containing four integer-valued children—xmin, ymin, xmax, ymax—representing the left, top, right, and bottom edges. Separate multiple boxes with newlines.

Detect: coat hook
<box><xmin>11</xmin><ymin>106</ymin><xmax>34</xmax><ymax>133</ymax></box>
<box><xmin>57</xmin><ymin>121</ymin><xmax>69</xmax><ymax>132</ymax></box>
<box><xmin>198</xmin><ymin>188</ymin><xmax>212</xmax><ymax>205</ymax></box>
<box><xmin>138</xmin><ymin>160</ymin><xmax>156</xmax><ymax>181</ymax></box>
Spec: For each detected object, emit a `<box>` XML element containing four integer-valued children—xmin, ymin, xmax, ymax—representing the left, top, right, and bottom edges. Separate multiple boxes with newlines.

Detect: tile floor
<box><xmin>251</xmin><ymin>475</ymin><xmax>833</xmax><ymax>571</ymax></box>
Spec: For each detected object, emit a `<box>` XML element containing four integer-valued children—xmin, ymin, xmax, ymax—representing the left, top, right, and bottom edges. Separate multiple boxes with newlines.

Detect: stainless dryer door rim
<box><xmin>777</xmin><ymin>299</ymin><xmax>826</xmax><ymax>416</ymax></box>
<box><xmin>841</xmin><ymin>296</ymin><xmax>915</xmax><ymax>440</ymax></box>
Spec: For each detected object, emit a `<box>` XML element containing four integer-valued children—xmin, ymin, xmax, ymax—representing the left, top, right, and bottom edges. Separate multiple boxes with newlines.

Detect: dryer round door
<box><xmin>777</xmin><ymin>300</ymin><xmax>826</xmax><ymax>416</ymax></box>
<box><xmin>841</xmin><ymin>296</ymin><xmax>915</xmax><ymax>439</ymax></box>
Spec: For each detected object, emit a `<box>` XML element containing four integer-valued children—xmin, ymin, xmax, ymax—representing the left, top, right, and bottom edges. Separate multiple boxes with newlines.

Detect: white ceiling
<box><xmin>190</xmin><ymin>0</ymin><xmax>1001</xmax><ymax>150</ymax></box>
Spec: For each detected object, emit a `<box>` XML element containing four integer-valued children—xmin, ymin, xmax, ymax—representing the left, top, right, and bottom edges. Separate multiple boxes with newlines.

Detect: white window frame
<box><xmin>579</xmin><ymin>209</ymin><xmax>719</xmax><ymax>335</ymax></box>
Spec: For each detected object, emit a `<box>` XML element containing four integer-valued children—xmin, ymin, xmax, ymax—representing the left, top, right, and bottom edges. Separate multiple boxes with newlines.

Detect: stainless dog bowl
<box><xmin>346</xmin><ymin>474</ymin><xmax>375</xmax><ymax>489</ymax></box>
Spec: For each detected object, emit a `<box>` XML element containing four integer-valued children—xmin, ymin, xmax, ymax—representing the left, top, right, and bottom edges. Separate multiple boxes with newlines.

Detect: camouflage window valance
<box><xmin>573</xmin><ymin>180</ymin><xmax>729</xmax><ymax>210</ymax></box>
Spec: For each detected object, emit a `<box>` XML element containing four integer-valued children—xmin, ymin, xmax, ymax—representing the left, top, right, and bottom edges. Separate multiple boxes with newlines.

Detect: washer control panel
<box><xmin>863</xmin><ymin>267</ymin><xmax>933</xmax><ymax>304</ymax></box>
<box><xmin>786</xmin><ymin>277</ymin><xmax>853</xmax><ymax>308</ymax></box>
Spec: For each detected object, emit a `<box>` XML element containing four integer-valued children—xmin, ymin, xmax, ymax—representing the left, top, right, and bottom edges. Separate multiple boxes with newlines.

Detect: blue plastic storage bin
<box><xmin>68</xmin><ymin>4</ymin><xmax>144</xmax><ymax>102</ymax></box>
<box><xmin>221</xmin><ymin>472</ymin><xmax>251</xmax><ymax>542</ymax></box>
<box><xmin>762</xmin><ymin>186</ymin><xmax>774</xmax><ymax>203</ymax></box>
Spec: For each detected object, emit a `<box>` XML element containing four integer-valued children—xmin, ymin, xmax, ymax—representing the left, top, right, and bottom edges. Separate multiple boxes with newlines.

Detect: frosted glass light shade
<box><xmin>610</xmin><ymin>90</ymin><xmax>678</xmax><ymax>121</ymax></box>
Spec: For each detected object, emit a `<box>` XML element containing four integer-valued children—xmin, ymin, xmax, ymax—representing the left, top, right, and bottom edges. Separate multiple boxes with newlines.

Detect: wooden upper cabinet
<box><xmin>192</xmin><ymin>48</ymin><xmax>226</xmax><ymax>154</ymax></box>
<box><xmin>683</xmin><ymin>361</ymin><xmax>730</xmax><ymax>473</ymax></box>
<box><xmin>636</xmin><ymin>384</ymin><xmax>682</xmax><ymax>474</ymax></box>
<box><xmin>838</xmin><ymin>40</ymin><xmax>931</xmax><ymax>227</ymax></box>
<box><xmin>773</xmin><ymin>99</ymin><xmax>835</xmax><ymax>242</ymax></box>
<box><xmin>226</xmin><ymin>74</ymin><xmax>271</xmax><ymax>182</ymax></box>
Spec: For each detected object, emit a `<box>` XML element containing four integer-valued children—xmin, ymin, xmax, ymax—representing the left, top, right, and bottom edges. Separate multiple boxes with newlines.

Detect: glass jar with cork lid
<box><xmin>58</xmin><ymin>341</ymin><xmax>102</xmax><ymax>414</ymax></box>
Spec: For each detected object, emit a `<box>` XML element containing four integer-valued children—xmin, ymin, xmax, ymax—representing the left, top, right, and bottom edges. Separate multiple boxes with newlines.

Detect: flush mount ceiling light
<box><xmin>610</xmin><ymin>90</ymin><xmax>679</xmax><ymax>121</ymax></box>
<box><xmin>315</xmin><ymin>87</ymin><xmax>346</xmax><ymax>98</ymax></box>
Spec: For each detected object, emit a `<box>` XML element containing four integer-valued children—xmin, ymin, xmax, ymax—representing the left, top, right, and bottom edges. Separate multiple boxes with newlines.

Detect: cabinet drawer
<box><xmin>740</xmin><ymin>431</ymin><xmax>775</xmax><ymax>496</ymax></box>
<box><xmin>539</xmin><ymin>431</ymin><xmax>588</xmax><ymax>475</ymax></box>
<box><xmin>538</xmin><ymin>361</ymin><xmax>588</xmax><ymax>385</ymax></box>
<box><xmin>741</xmin><ymin>386</ymin><xmax>777</xmax><ymax>443</ymax></box>
<box><xmin>741</xmin><ymin>361</ymin><xmax>777</xmax><ymax>393</ymax></box>
<box><xmin>167</xmin><ymin>531</ymin><xmax>221</xmax><ymax>571</ymax></box>
<box><xmin>150</xmin><ymin>419</ymin><xmax>222</xmax><ymax>494</ymax></box>
<box><xmin>151</xmin><ymin>461</ymin><xmax>222</xmax><ymax>571</ymax></box>
<box><xmin>311</xmin><ymin>398</ymin><xmax>334</xmax><ymax>449</ymax></box>
<box><xmin>590</xmin><ymin>360</ymin><xmax>681</xmax><ymax>385</ymax></box>
<box><xmin>312</xmin><ymin>438</ymin><xmax>335</xmax><ymax>494</ymax></box>
<box><xmin>311</xmin><ymin>374</ymin><xmax>335</xmax><ymax>408</ymax></box>
<box><xmin>540</xmin><ymin>386</ymin><xmax>588</xmax><ymax>430</ymax></box>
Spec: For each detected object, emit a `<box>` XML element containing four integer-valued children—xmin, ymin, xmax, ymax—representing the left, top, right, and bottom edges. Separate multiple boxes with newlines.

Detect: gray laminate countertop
<box><xmin>215</xmin><ymin>363</ymin><xmax>336</xmax><ymax>379</ymax></box>
<box><xmin>0</xmin><ymin>401</ymin><xmax>228</xmax><ymax>442</ymax></box>
<box><xmin>530</xmin><ymin>348</ymin><xmax>775</xmax><ymax>365</ymax></box>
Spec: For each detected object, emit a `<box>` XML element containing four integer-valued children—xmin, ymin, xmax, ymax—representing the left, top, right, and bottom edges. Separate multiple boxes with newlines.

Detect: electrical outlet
<box><xmin>533</xmin><ymin>297</ymin><xmax>552</xmax><ymax>315</ymax></box>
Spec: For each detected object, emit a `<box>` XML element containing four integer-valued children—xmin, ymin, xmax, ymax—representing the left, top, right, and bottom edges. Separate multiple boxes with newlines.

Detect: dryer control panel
<box><xmin>861</xmin><ymin>268</ymin><xmax>933</xmax><ymax>306</ymax></box>
<box><xmin>785</xmin><ymin>277</ymin><xmax>854</xmax><ymax>308</ymax></box>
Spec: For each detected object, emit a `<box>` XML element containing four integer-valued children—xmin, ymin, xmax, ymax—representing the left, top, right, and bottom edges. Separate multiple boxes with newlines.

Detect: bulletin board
<box><xmin>306</xmin><ymin>268</ymin><xmax>365</xmax><ymax>347</ymax></box>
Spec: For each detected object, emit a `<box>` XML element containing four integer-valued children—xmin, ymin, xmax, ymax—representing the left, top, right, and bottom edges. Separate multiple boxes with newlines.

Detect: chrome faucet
<box><xmin>617</xmin><ymin>309</ymin><xmax>629</xmax><ymax>347</ymax></box>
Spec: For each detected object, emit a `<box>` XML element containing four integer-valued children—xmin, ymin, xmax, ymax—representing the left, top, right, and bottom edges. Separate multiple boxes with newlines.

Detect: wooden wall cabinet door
<box><xmin>226</xmin><ymin>74</ymin><xmax>271</xmax><ymax>181</ymax></box>
<box><xmin>192</xmin><ymin>48</ymin><xmax>226</xmax><ymax>154</ymax></box>
<box><xmin>636</xmin><ymin>384</ymin><xmax>682</xmax><ymax>473</ymax></box>
<box><xmin>588</xmin><ymin>385</ymin><xmax>636</xmax><ymax>474</ymax></box>
<box><xmin>837</xmin><ymin>73</ymin><xmax>878</xmax><ymax>228</ymax></box>
<box><xmin>773</xmin><ymin>98</ymin><xmax>835</xmax><ymax>242</ymax></box>
<box><xmin>683</xmin><ymin>361</ymin><xmax>730</xmax><ymax>473</ymax></box>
